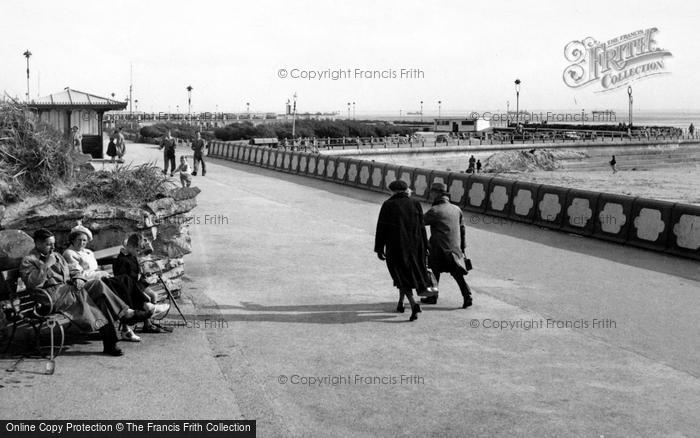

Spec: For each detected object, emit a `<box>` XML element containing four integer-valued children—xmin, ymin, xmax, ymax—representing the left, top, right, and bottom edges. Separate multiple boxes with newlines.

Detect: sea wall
<box><xmin>207</xmin><ymin>141</ymin><xmax>700</xmax><ymax>260</ymax></box>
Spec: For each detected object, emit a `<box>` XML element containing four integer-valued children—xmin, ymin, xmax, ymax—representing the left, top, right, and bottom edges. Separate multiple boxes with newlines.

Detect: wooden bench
<box><xmin>0</xmin><ymin>245</ymin><xmax>125</xmax><ymax>356</ymax></box>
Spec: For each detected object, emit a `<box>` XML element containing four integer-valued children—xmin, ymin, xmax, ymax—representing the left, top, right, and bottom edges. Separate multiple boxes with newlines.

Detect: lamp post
<box><xmin>291</xmin><ymin>92</ymin><xmax>298</xmax><ymax>139</ymax></box>
<box><xmin>627</xmin><ymin>85</ymin><xmax>633</xmax><ymax>128</ymax></box>
<box><xmin>246</xmin><ymin>102</ymin><xmax>250</xmax><ymax>117</ymax></box>
<box><xmin>347</xmin><ymin>102</ymin><xmax>351</xmax><ymax>119</ymax></box>
<box><xmin>23</xmin><ymin>49</ymin><xmax>32</xmax><ymax>102</ymax></box>
<box><xmin>514</xmin><ymin>79</ymin><xmax>521</xmax><ymax>127</ymax></box>
<box><xmin>506</xmin><ymin>100</ymin><xmax>510</xmax><ymax>126</ymax></box>
<box><xmin>438</xmin><ymin>100</ymin><xmax>442</xmax><ymax>118</ymax></box>
<box><xmin>135</xmin><ymin>99</ymin><xmax>139</xmax><ymax>112</ymax></box>
<box><xmin>420</xmin><ymin>100</ymin><xmax>424</xmax><ymax>121</ymax></box>
<box><xmin>352</xmin><ymin>101</ymin><xmax>355</xmax><ymax>120</ymax></box>
<box><xmin>186</xmin><ymin>85</ymin><xmax>193</xmax><ymax>124</ymax></box>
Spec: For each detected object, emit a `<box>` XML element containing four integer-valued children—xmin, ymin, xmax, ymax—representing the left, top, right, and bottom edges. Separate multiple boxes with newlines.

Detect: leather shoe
<box><xmin>462</xmin><ymin>296</ymin><xmax>473</xmax><ymax>309</ymax></box>
<box><xmin>409</xmin><ymin>303</ymin><xmax>422</xmax><ymax>321</ymax></box>
<box><xmin>420</xmin><ymin>296</ymin><xmax>438</xmax><ymax>304</ymax></box>
<box><xmin>103</xmin><ymin>345</ymin><xmax>123</xmax><ymax>356</ymax></box>
<box><xmin>121</xmin><ymin>309</ymin><xmax>151</xmax><ymax>325</ymax></box>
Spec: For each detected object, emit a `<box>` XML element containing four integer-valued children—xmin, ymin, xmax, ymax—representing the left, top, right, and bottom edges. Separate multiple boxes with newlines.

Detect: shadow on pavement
<box><xmin>162</xmin><ymin>301</ymin><xmax>461</xmax><ymax>324</ymax></box>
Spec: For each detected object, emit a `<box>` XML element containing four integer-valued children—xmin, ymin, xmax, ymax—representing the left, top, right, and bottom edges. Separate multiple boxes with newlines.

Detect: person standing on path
<box><xmin>375</xmin><ymin>180</ymin><xmax>432</xmax><ymax>321</ymax></box>
<box><xmin>71</xmin><ymin>126</ymin><xmax>82</xmax><ymax>153</ymax></box>
<box><xmin>191</xmin><ymin>131</ymin><xmax>208</xmax><ymax>176</ymax></box>
<box><xmin>422</xmin><ymin>182</ymin><xmax>472</xmax><ymax>309</ymax></box>
<box><xmin>160</xmin><ymin>130</ymin><xmax>177</xmax><ymax>176</ymax></box>
<box><xmin>116</xmin><ymin>127</ymin><xmax>126</xmax><ymax>163</ymax></box>
<box><xmin>610</xmin><ymin>155</ymin><xmax>617</xmax><ymax>174</ymax></box>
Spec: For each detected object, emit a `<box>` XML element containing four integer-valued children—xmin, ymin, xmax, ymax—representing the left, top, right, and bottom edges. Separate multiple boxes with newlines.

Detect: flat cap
<box><xmin>388</xmin><ymin>180</ymin><xmax>408</xmax><ymax>191</ymax></box>
<box><xmin>430</xmin><ymin>182</ymin><xmax>448</xmax><ymax>193</ymax></box>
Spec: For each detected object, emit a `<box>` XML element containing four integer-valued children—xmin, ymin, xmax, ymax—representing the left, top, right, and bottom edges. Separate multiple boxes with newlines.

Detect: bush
<box><xmin>138</xmin><ymin>123</ymin><xmax>213</xmax><ymax>141</ymax></box>
<box><xmin>213</xmin><ymin>120</ymin><xmax>417</xmax><ymax>141</ymax></box>
<box><xmin>70</xmin><ymin>162</ymin><xmax>174</xmax><ymax>207</ymax></box>
<box><xmin>0</xmin><ymin>101</ymin><xmax>74</xmax><ymax>199</ymax></box>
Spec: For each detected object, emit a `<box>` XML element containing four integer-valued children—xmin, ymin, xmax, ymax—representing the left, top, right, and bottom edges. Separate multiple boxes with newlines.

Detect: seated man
<box><xmin>19</xmin><ymin>229</ymin><xmax>149</xmax><ymax>356</ymax></box>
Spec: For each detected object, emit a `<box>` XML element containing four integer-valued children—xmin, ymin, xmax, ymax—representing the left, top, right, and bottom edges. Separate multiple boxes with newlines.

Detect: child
<box><xmin>177</xmin><ymin>156</ymin><xmax>192</xmax><ymax>187</ymax></box>
<box><xmin>107</xmin><ymin>135</ymin><xmax>118</xmax><ymax>163</ymax></box>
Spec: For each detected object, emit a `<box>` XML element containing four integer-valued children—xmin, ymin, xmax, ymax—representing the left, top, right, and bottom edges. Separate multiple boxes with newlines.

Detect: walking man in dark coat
<box><xmin>191</xmin><ymin>131</ymin><xmax>208</xmax><ymax>176</ymax></box>
<box><xmin>375</xmin><ymin>180</ymin><xmax>431</xmax><ymax>321</ymax></box>
<box><xmin>160</xmin><ymin>130</ymin><xmax>177</xmax><ymax>177</ymax></box>
<box><xmin>423</xmin><ymin>182</ymin><xmax>473</xmax><ymax>308</ymax></box>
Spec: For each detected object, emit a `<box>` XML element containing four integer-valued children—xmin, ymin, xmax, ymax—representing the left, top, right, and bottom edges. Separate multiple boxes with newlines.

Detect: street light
<box><xmin>23</xmin><ymin>49</ymin><xmax>32</xmax><ymax>102</ymax></box>
<box><xmin>292</xmin><ymin>92</ymin><xmax>298</xmax><ymax>138</ymax></box>
<box><xmin>246</xmin><ymin>102</ymin><xmax>250</xmax><ymax>117</ymax></box>
<box><xmin>186</xmin><ymin>85</ymin><xmax>193</xmax><ymax>123</ymax></box>
<box><xmin>347</xmin><ymin>102</ymin><xmax>351</xmax><ymax>119</ymax></box>
<box><xmin>514</xmin><ymin>79</ymin><xmax>521</xmax><ymax>127</ymax></box>
<box><xmin>352</xmin><ymin>102</ymin><xmax>356</xmax><ymax>120</ymax></box>
<box><xmin>627</xmin><ymin>85</ymin><xmax>633</xmax><ymax>128</ymax></box>
<box><xmin>135</xmin><ymin>99</ymin><xmax>139</xmax><ymax>112</ymax></box>
<box><xmin>420</xmin><ymin>100</ymin><xmax>423</xmax><ymax>122</ymax></box>
<box><xmin>438</xmin><ymin>100</ymin><xmax>442</xmax><ymax>118</ymax></box>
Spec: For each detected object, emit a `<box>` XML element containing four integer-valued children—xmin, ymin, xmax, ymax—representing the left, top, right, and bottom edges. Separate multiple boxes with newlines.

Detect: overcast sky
<box><xmin>1</xmin><ymin>0</ymin><xmax>697</xmax><ymax>115</ymax></box>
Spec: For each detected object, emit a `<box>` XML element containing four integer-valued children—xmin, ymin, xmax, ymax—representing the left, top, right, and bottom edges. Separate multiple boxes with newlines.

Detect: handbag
<box><xmin>464</xmin><ymin>257</ymin><xmax>473</xmax><ymax>272</ymax></box>
<box><xmin>418</xmin><ymin>266</ymin><xmax>439</xmax><ymax>297</ymax></box>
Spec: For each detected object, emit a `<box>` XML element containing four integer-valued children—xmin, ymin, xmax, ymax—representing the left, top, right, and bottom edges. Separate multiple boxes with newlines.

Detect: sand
<box><xmin>489</xmin><ymin>166</ymin><xmax>700</xmax><ymax>205</ymax></box>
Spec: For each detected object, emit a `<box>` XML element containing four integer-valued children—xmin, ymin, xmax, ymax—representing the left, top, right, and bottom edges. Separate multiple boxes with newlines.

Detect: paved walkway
<box><xmin>2</xmin><ymin>141</ymin><xmax>699</xmax><ymax>437</ymax></box>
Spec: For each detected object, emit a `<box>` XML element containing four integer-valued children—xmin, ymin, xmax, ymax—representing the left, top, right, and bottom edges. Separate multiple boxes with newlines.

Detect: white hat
<box><xmin>70</xmin><ymin>220</ymin><xmax>93</xmax><ymax>241</ymax></box>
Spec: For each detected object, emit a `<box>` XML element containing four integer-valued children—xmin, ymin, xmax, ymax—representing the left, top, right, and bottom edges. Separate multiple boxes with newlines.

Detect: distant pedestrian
<box><xmin>71</xmin><ymin>126</ymin><xmax>82</xmax><ymax>152</ymax></box>
<box><xmin>160</xmin><ymin>130</ymin><xmax>177</xmax><ymax>176</ymax></box>
<box><xmin>375</xmin><ymin>180</ymin><xmax>431</xmax><ymax>322</ymax></box>
<box><xmin>610</xmin><ymin>155</ymin><xmax>617</xmax><ymax>173</ymax></box>
<box><xmin>116</xmin><ymin>127</ymin><xmax>126</xmax><ymax>163</ymax></box>
<box><xmin>191</xmin><ymin>132</ymin><xmax>208</xmax><ymax>176</ymax></box>
<box><xmin>476</xmin><ymin>160</ymin><xmax>482</xmax><ymax>173</ymax></box>
<box><xmin>177</xmin><ymin>156</ymin><xmax>192</xmax><ymax>187</ymax></box>
<box><xmin>467</xmin><ymin>155</ymin><xmax>476</xmax><ymax>173</ymax></box>
<box><xmin>423</xmin><ymin>182</ymin><xmax>472</xmax><ymax>309</ymax></box>
<box><xmin>107</xmin><ymin>132</ymin><xmax>118</xmax><ymax>163</ymax></box>
<box><xmin>690</xmin><ymin>123</ymin><xmax>695</xmax><ymax>137</ymax></box>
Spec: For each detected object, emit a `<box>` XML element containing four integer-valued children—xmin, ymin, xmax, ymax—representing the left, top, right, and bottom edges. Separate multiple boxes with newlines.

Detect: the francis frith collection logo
<box><xmin>563</xmin><ymin>27</ymin><xmax>672</xmax><ymax>92</ymax></box>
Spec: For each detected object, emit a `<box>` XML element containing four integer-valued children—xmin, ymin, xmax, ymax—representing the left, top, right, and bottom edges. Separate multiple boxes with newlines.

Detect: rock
<box><xmin>0</xmin><ymin>205</ymin><xmax>5</xmax><ymax>223</ymax></box>
<box><xmin>146</xmin><ymin>197</ymin><xmax>197</xmax><ymax>221</ymax></box>
<box><xmin>0</xmin><ymin>229</ymin><xmax>34</xmax><ymax>270</ymax></box>
<box><xmin>168</xmin><ymin>187</ymin><xmax>201</xmax><ymax>201</ymax></box>
<box><xmin>152</xmin><ymin>221</ymin><xmax>192</xmax><ymax>258</ymax></box>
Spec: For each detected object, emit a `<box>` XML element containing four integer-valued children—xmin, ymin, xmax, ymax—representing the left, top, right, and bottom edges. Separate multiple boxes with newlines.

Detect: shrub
<box><xmin>70</xmin><ymin>162</ymin><xmax>174</xmax><ymax>207</ymax></box>
<box><xmin>0</xmin><ymin>101</ymin><xmax>74</xmax><ymax>199</ymax></box>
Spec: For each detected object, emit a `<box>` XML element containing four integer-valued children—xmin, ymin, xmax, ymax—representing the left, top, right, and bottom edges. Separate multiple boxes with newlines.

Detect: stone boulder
<box><xmin>0</xmin><ymin>229</ymin><xmax>33</xmax><ymax>270</ymax></box>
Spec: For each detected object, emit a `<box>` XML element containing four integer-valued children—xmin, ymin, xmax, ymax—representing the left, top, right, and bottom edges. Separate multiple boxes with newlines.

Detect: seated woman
<box><xmin>62</xmin><ymin>223</ymin><xmax>168</xmax><ymax>341</ymax></box>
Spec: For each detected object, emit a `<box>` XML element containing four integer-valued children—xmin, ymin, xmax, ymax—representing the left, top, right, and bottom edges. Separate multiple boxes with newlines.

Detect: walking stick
<box><xmin>155</xmin><ymin>271</ymin><xmax>187</xmax><ymax>324</ymax></box>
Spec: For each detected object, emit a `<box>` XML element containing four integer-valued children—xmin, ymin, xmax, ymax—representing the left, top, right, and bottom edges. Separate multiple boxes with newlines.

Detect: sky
<box><xmin>1</xmin><ymin>0</ymin><xmax>699</xmax><ymax>116</ymax></box>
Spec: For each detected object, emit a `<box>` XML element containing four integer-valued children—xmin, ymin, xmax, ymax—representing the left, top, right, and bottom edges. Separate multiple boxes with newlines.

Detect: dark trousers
<box><xmin>193</xmin><ymin>154</ymin><xmax>206</xmax><ymax>174</ymax></box>
<box><xmin>84</xmin><ymin>280</ymin><xmax>128</xmax><ymax>348</ymax></box>
<box><xmin>433</xmin><ymin>271</ymin><xmax>471</xmax><ymax>298</ymax></box>
<box><xmin>102</xmin><ymin>275</ymin><xmax>148</xmax><ymax>310</ymax></box>
<box><xmin>164</xmin><ymin>152</ymin><xmax>176</xmax><ymax>174</ymax></box>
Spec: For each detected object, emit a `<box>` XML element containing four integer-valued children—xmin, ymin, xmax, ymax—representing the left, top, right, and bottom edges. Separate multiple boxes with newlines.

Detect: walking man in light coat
<box><xmin>422</xmin><ymin>182</ymin><xmax>473</xmax><ymax>308</ymax></box>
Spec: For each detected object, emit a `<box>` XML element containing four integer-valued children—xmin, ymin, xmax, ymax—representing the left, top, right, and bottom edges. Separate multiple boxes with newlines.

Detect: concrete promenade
<box><xmin>2</xmin><ymin>140</ymin><xmax>700</xmax><ymax>437</ymax></box>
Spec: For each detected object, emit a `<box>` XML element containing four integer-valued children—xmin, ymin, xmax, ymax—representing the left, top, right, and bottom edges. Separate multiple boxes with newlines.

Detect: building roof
<box><xmin>29</xmin><ymin>88</ymin><xmax>127</xmax><ymax>110</ymax></box>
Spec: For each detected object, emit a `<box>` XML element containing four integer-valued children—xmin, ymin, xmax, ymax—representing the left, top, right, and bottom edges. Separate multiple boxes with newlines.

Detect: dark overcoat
<box><xmin>424</xmin><ymin>197</ymin><xmax>467</xmax><ymax>273</ymax></box>
<box><xmin>374</xmin><ymin>192</ymin><xmax>430</xmax><ymax>290</ymax></box>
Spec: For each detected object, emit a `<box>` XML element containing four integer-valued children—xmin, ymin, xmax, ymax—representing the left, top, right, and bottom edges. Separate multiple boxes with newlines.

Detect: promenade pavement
<box><xmin>2</xmin><ymin>140</ymin><xmax>699</xmax><ymax>437</ymax></box>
